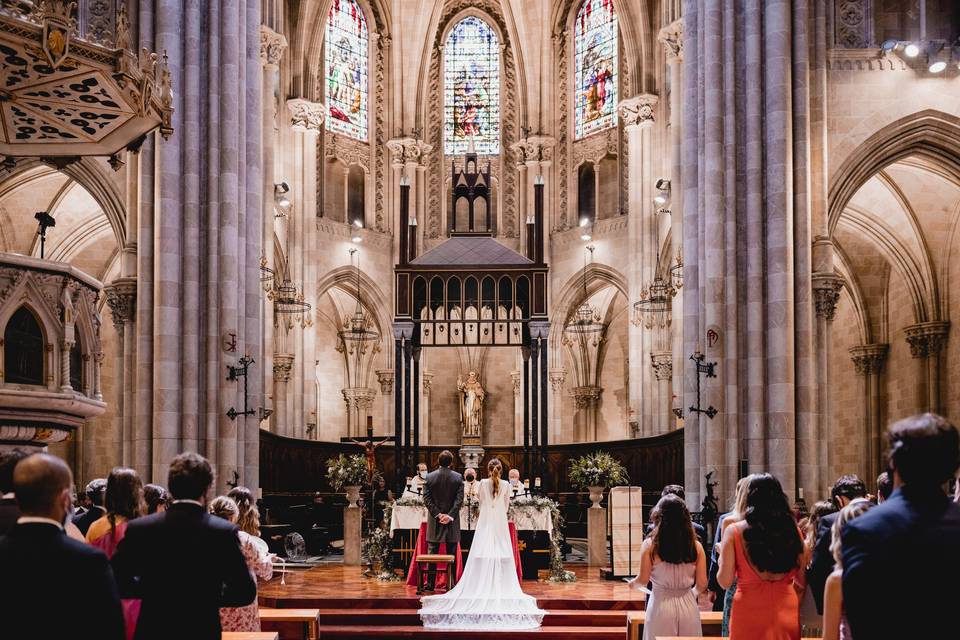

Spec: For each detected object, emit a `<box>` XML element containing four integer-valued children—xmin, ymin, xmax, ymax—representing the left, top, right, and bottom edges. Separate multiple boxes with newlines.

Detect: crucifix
<box><xmin>348</xmin><ymin>416</ymin><xmax>393</xmax><ymax>486</ymax></box>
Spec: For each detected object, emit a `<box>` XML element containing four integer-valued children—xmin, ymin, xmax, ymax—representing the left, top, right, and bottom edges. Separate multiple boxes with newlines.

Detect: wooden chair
<box><xmin>259</xmin><ymin>607</ymin><xmax>321</xmax><ymax>640</ymax></box>
<box><xmin>415</xmin><ymin>553</ymin><xmax>456</xmax><ymax>594</ymax></box>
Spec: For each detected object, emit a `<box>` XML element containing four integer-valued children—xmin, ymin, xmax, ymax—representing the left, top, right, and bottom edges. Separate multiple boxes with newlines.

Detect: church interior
<box><xmin>1</xmin><ymin>0</ymin><xmax>959</xmax><ymax>638</ymax></box>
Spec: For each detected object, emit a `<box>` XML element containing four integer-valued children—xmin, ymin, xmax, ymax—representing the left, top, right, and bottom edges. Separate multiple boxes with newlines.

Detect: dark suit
<box><xmin>73</xmin><ymin>504</ymin><xmax>106</xmax><ymax>535</ymax></box>
<box><xmin>806</xmin><ymin>510</ymin><xmax>840</xmax><ymax>614</ymax></box>
<box><xmin>842</xmin><ymin>486</ymin><xmax>960</xmax><ymax>640</ymax></box>
<box><xmin>0</xmin><ymin>496</ymin><xmax>19</xmax><ymax>535</ymax></box>
<box><xmin>111</xmin><ymin>501</ymin><xmax>257</xmax><ymax>640</ymax></box>
<box><xmin>423</xmin><ymin>466</ymin><xmax>464</xmax><ymax>549</ymax></box>
<box><xmin>0</xmin><ymin>521</ymin><xmax>125</xmax><ymax>640</ymax></box>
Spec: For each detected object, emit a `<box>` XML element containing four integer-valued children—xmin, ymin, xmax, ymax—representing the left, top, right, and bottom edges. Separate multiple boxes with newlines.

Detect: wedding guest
<box><xmin>645</xmin><ymin>485</ymin><xmax>706</xmax><ymax>546</ymax></box>
<box><xmin>73</xmin><ymin>477</ymin><xmax>107</xmax><ymax>535</ymax></box>
<box><xmin>807</xmin><ymin>474</ymin><xmax>866</xmax><ymax>614</ymax></box>
<box><xmin>718</xmin><ymin>473</ymin><xmax>804</xmax><ymax>640</ymax></box>
<box><xmin>227</xmin><ymin>486</ymin><xmax>261</xmax><ymax>537</ymax></box>
<box><xmin>508</xmin><ymin>468</ymin><xmax>528</xmax><ymax>496</ymax></box>
<box><xmin>875</xmin><ymin>471</ymin><xmax>893</xmax><ymax>503</ymax></box>
<box><xmin>86</xmin><ymin>467</ymin><xmax>146</xmax><ymax>640</ymax></box>
<box><xmin>209</xmin><ymin>496</ymin><xmax>273</xmax><ymax>632</ymax></box>
<box><xmin>799</xmin><ymin>500</ymin><xmax>838</xmax><ymax>635</ymax></box>
<box><xmin>143</xmin><ymin>483</ymin><xmax>170</xmax><ymax>514</ymax></box>
<box><xmin>842</xmin><ymin>414</ymin><xmax>960</xmax><ymax>640</ymax></box>
<box><xmin>713</xmin><ymin>475</ymin><xmax>753</xmax><ymax>633</ymax></box>
<box><xmin>0</xmin><ymin>448</ymin><xmax>28</xmax><ymax>534</ymax></box>
<box><xmin>372</xmin><ymin>475</ymin><xmax>393</xmax><ymax>526</ymax></box>
<box><xmin>0</xmin><ymin>454</ymin><xmax>124</xmax><ymax>640</ymax></box>
<box><xmin>111</xmin><ymin>452</ymin><xmax>256</xmax><ymax>640</ymax></box>
<box><xmin>629</xmin><ymin>494</ymin><xmax>707</xmax><ymax>639</ymax></box>
<box><xmin>822</xmin><ymin>499</ymin><xmax>874</xmax><ymax>640</ymax></box>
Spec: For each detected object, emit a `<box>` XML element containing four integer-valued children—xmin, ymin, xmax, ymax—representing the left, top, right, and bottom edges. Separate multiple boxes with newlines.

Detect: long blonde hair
<box><xmin>488</xmin><ymin>458</ymin><xmax>503</xmax><ymax>498</ymax></box>
<box><xmin>830</xmin><ymin>498</ymin><xmax>874</xmax><ymax>567</ymax></box>
<box><xmin>227</xmin><ymin>486</ymin><xmax>260</xmax><ymax>536</ymax></box>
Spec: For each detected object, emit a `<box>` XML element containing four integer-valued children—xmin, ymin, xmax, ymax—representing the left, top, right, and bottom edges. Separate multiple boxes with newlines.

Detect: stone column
<box><xmin>849</xmin><ymin>344</ymin><xmax>888</xmax><ymax>483</ymax></box>
<box><xmin>420</xmin><ymin>372</ymin><xmax>432</xmax><ymax>445</ymax></box>
<box><xmin>904</xmin><ymin>322</ymin><xmax>950</xmax><ymax>414</ymax></box>
<box><xmin>587</xmin><ymin>500</ymin><xmax>607</xmax><ymax>566</ymax></box>
<box><xmin>342</xmin><ymin>387</ymin><xmax>376</xmax><ymax>438</ymax></box>
<box><xmin>511</xmin><ymin>370</ymin><xmax>522</xmax><ymax>444</ymax></box>
<box><xmin>104</xmin><ymin>278</ymin><xmax>136</xmax><ymax>467</ymax></box>
<box><xmin>510</xmin><ymin>137</ymin><xmax>557</xmax><ymax>265</ymax></box>
<box><xmin>651</xmin><ymin>351</ymin><xmax>673</xmax><ymax>433</ymax></box>
<box><xmin>618</xmin><ymin>95</ymin><xmax>658</xmax><ymax>438</ymax></box>
<box><xmin>549</xmin><ymin>368</ymin><xmax>566</xmax><ymax>443</ymax></box>
<box><xmin>272</xmin><ymin>354</ymin><xmax>294</xmax><ymax>434</ymax></box>
<box><xmin>386</xmin><ymin>138</ymin><xmax>433</xmax><ymax>257</ymax></box>
<box><xmin>572</xmin><ymin>385</ymin><xmax>602</xmax><ymax>441</ymax></box>
<box><xmin>376</xmin><ymin>368</ymin><xmax>394</xmax><ymax>436</ymax></box>
<box><xmin>812</xmin><ymin>272</ymin><xmax>844</xmax><ymax>494</ymax></box>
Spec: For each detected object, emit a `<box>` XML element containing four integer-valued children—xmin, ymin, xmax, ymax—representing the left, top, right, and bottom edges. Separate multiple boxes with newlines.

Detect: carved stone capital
<box><xmin>849</xmin><ymin>343</ymin><xmax>889</xmax><ymax>375</ymax></box>
<box><xmin>812</xmin><ymin>272</ymin><xmax>845</xmax><ymax>320</ymax></box>
<box><xmin>510</xmin><ymin>371</ymin><xmax>522</xmax><ymax>396</ymax></box>
<box><xmin>104</xmin><ymin>277</ymin><xmax>137</xmax><ymax>328</ymax></box>
<box><xmin>904</xmin><ymin>321</ymin><xmax>950</xmax><ymax>358</ymax></box>
<box><xmin>548</xmin><ymin>367</ymin><xmax>566</xmax><ymax>393</ymax></box>
<box><xmin>342</xmin><ymin>386</ymin><xmax>377</xmax><ymax>410</ymax></box>
<box><xmin>651</xmin><ymin>351</ymin><xmax>673</xmax><ymax>381</ymax></box>
<box><xmin>572</xmin><ymin>385</ymin><xmax>602</xmax><ymax>409</ymax></box>
<box><xmin>259</xmin><ymin>25</ymin><xmax>288</xmax><ymax>66</ymax></box>
<box><xmin>509</xmin><ymin>136</ymin><xmax>556</xmax><ymax>164</ymax></box>
<box><xmin>618</xmin><ymin>94</ymin><xmax>658</xmax><ymax>127</ymax></box>
<box><xmin>273</xmin><ymin>353</ymin><xmax>294</xmax><ymax>382</ymax></box>
<box><xmin>422</xmin><ymin>372</ymin><xmax>434</xmax><ymax>394</ymax></box>
<box><xmin>375</xmin><ymin>368</ymin><xmax>394</xmax><ymax>394</ymax></box>
<box><xmin>286</xmin><ymin>98</ymin><xmax>325</xmax><ymax>132</ymax></box>
<box><xmin>386</xmin><ymin>137</ymin><xmax>432</xmax><ymax>167</ymax></box>
<box><xmin>658</xmin><ymin>19</ymin><xmax>683</xmax><ymax>60</ymax></box>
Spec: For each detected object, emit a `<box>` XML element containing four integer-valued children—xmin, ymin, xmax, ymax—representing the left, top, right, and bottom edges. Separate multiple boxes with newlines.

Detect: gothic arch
<box><xmin>548</xmin><ymin>261</ymin><xmax>628</xmax><ymax>356</ymax></box>
<box><xmin>315</xmin><ymin>265</ymin><xmax>391</xmax><ymax>345</ymax></box>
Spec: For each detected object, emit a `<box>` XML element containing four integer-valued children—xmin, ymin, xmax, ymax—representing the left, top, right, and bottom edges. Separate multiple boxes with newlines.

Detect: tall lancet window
<box><xmin>325</xmin><ymin>0</ymin><xmax>369</xmax><ymax>142</ymax></box>
<box><xmin>444</xmin><ymin>16</ymin><xmax>500</xmax><ymax>155</ymax></box>
<box><xmin>574</xmin><ymin>0</ymin><xmax>618</xmax><ymax>139</ymax></box>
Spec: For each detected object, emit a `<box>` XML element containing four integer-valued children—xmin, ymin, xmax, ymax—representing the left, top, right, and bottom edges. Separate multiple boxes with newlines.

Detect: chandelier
<box><xmin>670</xmin><ymin>249</ymin><xmax>683</xmax><ymax>291</ymax></box>
<box><xmin>633</xmin><ymin>253</ymin><xmax>677</xmax><ymax>330</ymax></box>
<box><xmin>338</xmin><ymin>248</ymin><xmax>379</xmax><ymax>348</ymax></box>
<box><xmin>259</xmin><ymin>255</ymin><xmax>275</xmax><ymax>292</ymax></box>
<box><xmin>273</xmin><ymin>277</ymin><xmax>311</xmax><ymax>327</ymax></box>
<box><xmin>565</xmin><ymin>245</ymin><xmax>604</xmax><ymax>337</ymax></box>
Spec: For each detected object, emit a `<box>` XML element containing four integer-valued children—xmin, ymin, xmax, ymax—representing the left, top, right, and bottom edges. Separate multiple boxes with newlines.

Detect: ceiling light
<box><xmin>904</xmin><ymin>42</ymin><xmax>920</xmax><ymax>58</ymax></box>
<box><xmin>579</xmin><ymin>217</ymin><xmax>590</xmax><ymax>228</ymax></box>
<box><xmin>929</xmin><ymin>60</ymin><xmax>947</xmax><ymax>73</ymax></box>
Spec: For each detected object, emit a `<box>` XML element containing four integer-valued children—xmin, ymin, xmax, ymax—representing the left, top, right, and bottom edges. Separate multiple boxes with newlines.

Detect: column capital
<box><xmin>618</xmin><ymin>94</ymin><xmax>658</xmax><ymax>127</ymax></box>
<box><xmin>510</xmin><ymin>370</ymin><xmax>522</xmax><ymax>396</ymax></box>
<box><xmin>904</xmin><ymin>321</ymin><xmax>950</xmax><ymax>358</ymax></box>
<box><xmin>260</xmin><ymin>25</ymin><xmax>288</xmax><ymax>67</ymax></box>
<box><xmin>548</xmin><ymin>367</ymin><xmax>566</xmax><ymax>393</ymax></box>
<box><xmin>273</xmin><ymin>353</ymin><xmax>294</xmax><ymax>382</ymax></box>
<box><xmin>812</xmin><ymin>272</ymin><xmax>845</xmax><ymax>320</ymax></box>
<box><xmin>342</xmin><ymin>387</ymin><xmax>377</xmax><ymax>410</ymax></box>
<box><xmin>386</xmin><ymin>137</ymin><xmax>432</xmax><ymax>167</ymax></box>
<box><xmin>651</xmin><ymin>351</ymin><xmax>673</xmax><ymax>380</ymax></box>
<box><xmin>572</xmin><ymin>385</ymin><xmax>603</xmax><ymax>409</ymax></box>
<box><xmin>849</xmin><ymin>343</ymin><xmax>889</xmax><ymax>375</ymax></box>
<box><xmin>422</xmin><ymin>372</ymin><xmax>434</xmax><ymax>395</ymax></box>
<box><xmin>509</xmin><ymin>135</ymin><xmax>556</xmax><ymax>164</ymax></box>
<box><xmin>104</xmin><ymin>277</ymin><xmax>137</xmax><ymax>328</ymax></box>
<box><xmin>658</xmin><ymin>19</ymin><xmax>683</xmax><ymax>60</ymax></box>
<box><xmin>286</xmin><ymin>98</ymin><xmax>325</xmax><ymax>132</ymax></box>
<box><xmin>375</xmin><ymin>368</ymin><xmax>394</xmax><ymax>394</ymax></box>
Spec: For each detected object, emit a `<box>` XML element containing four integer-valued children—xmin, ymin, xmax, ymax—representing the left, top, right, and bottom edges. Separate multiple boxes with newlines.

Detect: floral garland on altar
<box><xmin>361</xmin><ymin>526</ymin><xmax>403</xmax><ymax>581</ymax></box>
<box><xmin>508</xmin><ymin>496</ymin><xmax>576</xmax><ymax>583</ymax></box>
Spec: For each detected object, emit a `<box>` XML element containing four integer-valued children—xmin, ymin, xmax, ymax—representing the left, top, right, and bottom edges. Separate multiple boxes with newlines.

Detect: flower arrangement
<box><xmin>362</xmin><ymin>526</ymin><xmax>402</xmax><ymax>581</ymax></box>
<box><xmin>325</xmin><ymin>453</ymin><xmax>367</xmax><ymax>491</ymax></box>
<box><xmin>508</xmin><ymin>496</ymin><xmax>576</xmax><ymax>583</ymax></box>
<box><xmin>568</xmin><ymin>451</ymin><xmax>629</xmax><ymax>489</ymax></box>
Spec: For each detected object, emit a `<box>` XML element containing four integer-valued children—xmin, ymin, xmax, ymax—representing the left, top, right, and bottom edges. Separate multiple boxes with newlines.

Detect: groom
<box><xmin>422</xmin><ymin>450</ymin><xmax>464</xmax><ymax>589</ymax></box>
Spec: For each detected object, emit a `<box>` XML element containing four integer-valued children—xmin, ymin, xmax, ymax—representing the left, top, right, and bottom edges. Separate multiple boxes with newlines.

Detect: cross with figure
<box><xmin>349</xmin><ymin>416</ymin><xmax>393</xmax><ymax>485</ymax></box>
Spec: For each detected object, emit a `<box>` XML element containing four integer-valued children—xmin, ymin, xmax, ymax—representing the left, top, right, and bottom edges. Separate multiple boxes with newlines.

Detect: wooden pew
<box><xmin>259</xmin><ymin>607</ymin><xmax>321</xmax><ymax>640</ymax></box>
<box><xmin>627</xmin><ymin>611</ymin><xmax>724</xmax><ymax>640</ymax></box>
<box><xmin>222</xmin><ymin>632</ymin><xmax>278</xmax><ymax>640</ymax></box>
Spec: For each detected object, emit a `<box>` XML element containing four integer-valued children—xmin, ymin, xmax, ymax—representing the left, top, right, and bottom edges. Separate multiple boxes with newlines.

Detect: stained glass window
<box><xmin>325</xmin><ymin>0</ymin><xmax>368</xmax><ymax>142</ymax></box>
<box><xmin>444</xmin><ymin>17</ymin><xmax>500</xmax><ymax>155</ymax></box>
<box><xmin>574</xmin><ymin>0</ymin><xmax>618</xmax><ymax>139</ymax></box>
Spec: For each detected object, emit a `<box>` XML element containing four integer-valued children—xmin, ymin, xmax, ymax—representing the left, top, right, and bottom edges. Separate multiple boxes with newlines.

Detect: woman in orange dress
<box><xmin>717</xmin><ymin>473</ymin><xmax>805</xmax><ymax>640</ymax></box>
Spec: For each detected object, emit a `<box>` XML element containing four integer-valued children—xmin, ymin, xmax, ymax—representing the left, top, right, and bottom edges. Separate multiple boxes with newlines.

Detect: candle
<box><xmin>523</xmin><ymin>479</ymin><xmax>530</xmax><ymax>489</ymax></box>
<box><xmin>535</xmin><ymin>477</ymin><xmax>541</xmax><ymax>488</ymax></box>
<box><xmin>798</xmin><ymin>487</ymin><xmax>804</xmax><ymax>499</ymax></box>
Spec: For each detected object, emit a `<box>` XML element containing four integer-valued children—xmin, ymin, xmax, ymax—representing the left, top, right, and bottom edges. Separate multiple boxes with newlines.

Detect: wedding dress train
<box><xmin>418</xmin><ymin>478</ymin><xmax>547</xmax><ymax>629</ymax></box>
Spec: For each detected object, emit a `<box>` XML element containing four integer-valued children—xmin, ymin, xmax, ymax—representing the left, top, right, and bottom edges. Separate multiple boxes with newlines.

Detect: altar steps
<box><xmin>314</xmin><ymin>608</ymin><xmax>628</xmax><ymax>627</ymax></box>
<box><xmin>262</xmin><ymin>596</ymin><xmax>645</xmax><ymax>611</ymax></box>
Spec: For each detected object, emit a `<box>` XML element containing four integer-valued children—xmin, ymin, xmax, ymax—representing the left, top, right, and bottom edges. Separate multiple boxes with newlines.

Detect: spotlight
<box><xmin>352</xmin><ymin>234</ymin><xmax>363</xmax><ymax>243</ymax></box>
<box><xmin>880</xmin><ymin>39</ymin><xmax>899</xmax><ymax>54</ymax></box>
<box><xmin>274</xmin><ymin>182</ymin><xmax>291</xmax><ymax>212</ymax></box>
<box><xmin>654</xmin><ymin>178</ymin><xmax>671</xmax><ymax>205</ymax></box>
<box><xmin>579</xmin><ymin>217</ymin><xmax>590</xmax><ymax>228</ymax></box>
<box><xmin>904</xmin><ymin>42</ymin><xmax>920</xmax><ymax>58</ymax></box>
<box><xmin>580</xmin><ymin>232</ymin><xmax>592</xmax><ymax>241</ymax></box>
<box><xmin>353</xmin><ymin>218</ymin><xmax>363</xmax><ymax>228</ymax></box>
<box><xmin>929</xmin><ymin>60</ymin><xmax>947</xmax><ymax>73</ymax></box>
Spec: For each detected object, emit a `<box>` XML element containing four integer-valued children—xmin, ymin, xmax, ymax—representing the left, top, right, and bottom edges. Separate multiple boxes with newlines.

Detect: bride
<box><xmin>419</xmin><ymin>458</ymin><xmax>547</xmax><ymax>629</ymax></box>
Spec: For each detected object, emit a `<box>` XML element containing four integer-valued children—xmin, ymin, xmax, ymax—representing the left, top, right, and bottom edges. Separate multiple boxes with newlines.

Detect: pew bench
<box><xmin>222</xmin><ymin>632</ymin><xmax>278</xmax><ymax>640</ymax></box>
<box><xmin>627</xmin><ymin>611</ymin><xmax>724</xmax><ymax>640</ymax></box>
<box><xmin>259</xmin><ymin>607</ymin><xmax>321</xmax><ymax>640</ymax></box>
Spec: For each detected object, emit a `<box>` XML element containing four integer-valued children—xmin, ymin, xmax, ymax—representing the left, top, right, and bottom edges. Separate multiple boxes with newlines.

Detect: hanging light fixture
<box><xmin>338</xmin><ymin>248</ymin><xmax>380</xmax><ymax>349</ymax></box>
<box><xmin>259</xmin><ymin>255</ymin><xmax>276</xmax><ymax>292</ymax></box>
<box><xmin>273</xmin><ymin>276</ymin><xmax>311</xmax><ymax>326</ymax></box>
<box><xmin>670</xmin><ymin>249</ymin><xmax>683</xmax><ymax>291</ymax></box>
<box><xmin>565</xmin><ymin>245</ymin><xmax>604</xmax><ymax>337</ymax></box>
<box><xmin>633</xmin><ymin>253</ymin><xmax>677</xmax><ymax>330</ymax></box>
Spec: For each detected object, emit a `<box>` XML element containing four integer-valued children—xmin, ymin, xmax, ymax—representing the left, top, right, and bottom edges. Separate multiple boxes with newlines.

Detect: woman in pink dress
<box><xmin>85</xmin><ymin>467</ymin><xmax>145</xmax><ymax>640</ymax></box>
<box><xmin>209</xmin><ymin>495</ymin><xmax>274</xmax><ymax>632</ymax></box>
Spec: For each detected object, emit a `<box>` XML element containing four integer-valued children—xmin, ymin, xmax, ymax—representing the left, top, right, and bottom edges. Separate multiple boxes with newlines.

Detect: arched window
<box><xmin>325</xmin><ymin>0</ymin><xmax>368</xmax><ymax>142</ymax></box>
<box><xmin>69</xmin><ymin>333</ymin><xmax>83</xmax><ymax>392</ymax></box>
<box><xmin>574</xmin><ymin>0</ymin><xmax>618</xmax><ymax>139</ymax></box>
<box><xmin>4</xmin><ymin>306</ymin><xmax>44</xmax><ymax>385</ymax></box>
<box><xmin>444</xmin><ymin>16</ymin><xmax>500</xmax><ymax>155</ymax></box>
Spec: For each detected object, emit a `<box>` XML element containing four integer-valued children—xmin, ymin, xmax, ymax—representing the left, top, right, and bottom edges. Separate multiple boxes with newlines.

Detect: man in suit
<box><xmin>112</xmin><ymin>452</ymin><xmax>256</xmax><ymax>640</ymax></box>
<box><xmin>422</xmin><ymin>450</ymin><xmax>464</xmax><ymax>590</ymax></box>
<box><xmin>842</xmin><ymin>414</ymin><xmax>960</xmax><ymax>640</ymax></box>
<box><xmin>807</xmin><ymin>473</ymin><xmax>867</xmax><ymax>613</ymax></box>
<box><xmin>0</xmin><ymin>453</ymin><xmax>124</xmax><ymax>640</ymax></box>
<box><xmin>0</xmin><ymin>448</ymin><xmax>28</xmax><ymax>534</ymax></box>
<box><xmin>72</xmin><ymin>476</ymin><xmax>107</xmax><ymax>535</ymax></box>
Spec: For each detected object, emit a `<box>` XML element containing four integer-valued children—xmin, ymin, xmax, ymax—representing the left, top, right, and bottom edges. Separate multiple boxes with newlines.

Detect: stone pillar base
<box><xmin>587</xmin><ymin>506</ymin><xmax>607</xmax><ymax>566</ymax></box>
<box><xmin>344</xmin><ymin>505</ymin><xmax>362</xmax><ymax>565</ymax></box>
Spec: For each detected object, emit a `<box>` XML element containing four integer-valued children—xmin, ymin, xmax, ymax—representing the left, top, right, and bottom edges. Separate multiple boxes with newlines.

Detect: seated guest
<box><xmin>0</xmin><ymin>448</ymin><xmax>29</xmax><ymax>534</ymax></box>
<box><xmin>718</xmin><ymin>473</ymin><xmax>804</xmax><ymax>640</ymax></box>
<box><xmin>143</xmin><ymin>483</ymin><xmax>170</xmax><ymax>514</ymax></box>
<box><xmin>875</xmin><ymin>471</ymin><xmax>893</xmax><ymax>503</ymax></box>
<box><xmin>73</xmin><ymin>477</ymin><xmax>108</xmax><ymax>535</ymax></box>
<box><xmin>0</xmin><ymin>454</ymin><xmax>124</xmax><ymax>640</ymax></box>
<box><xmin>111</xmin><ymin>452</ymin><xmax>256</xmax><ymax>640</ymax></box>
<box><xmin>629</xmin><ymin>494</ymin><xmax>707</xmax><ymax>639</ymax></box>
<box><xmin>842</xmin><ymin>414</ymin><xmax>960</xmax><ymax>640</ymax></box>
<box><xmin>822</xmin><ymin>499</ymin><xmax>874</xmax><ymax>640</ymax></box>
<box><xmin>799</xmin><ymin>500</ymin><xmax>837</xmax><ymax>634</ymax></box>
<box><xmin>209</xmin><ymin>496</ymin><xmax>273</xmax><ymax>632</ymax></box>
<box><xmin>644</xmin><ymin>485</ymin><xmax>706</xmax><ymax>546</ymax></box>
<box><xmin>807</xmin><ymin>474</ymin><xmax>866</xmax><ymax>614</ymax></box>
<box><xmin>87</xmin><ymin>467</ymin><xmax>146</xmax><ymax>640</ymax></box>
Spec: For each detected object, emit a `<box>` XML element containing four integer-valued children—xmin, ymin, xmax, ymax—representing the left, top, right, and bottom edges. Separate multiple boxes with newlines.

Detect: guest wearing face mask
<box><xmin>508</xmin><ymin>469</ymin><xmax>528</xmax><ymax>497</ymax></box>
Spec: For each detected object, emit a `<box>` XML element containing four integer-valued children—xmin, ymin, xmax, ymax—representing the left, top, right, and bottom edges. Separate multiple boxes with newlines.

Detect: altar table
<box><xmin>405</xmin><ymin>521</ymin><xmax>523</xmax><ymax>590</ymax></box>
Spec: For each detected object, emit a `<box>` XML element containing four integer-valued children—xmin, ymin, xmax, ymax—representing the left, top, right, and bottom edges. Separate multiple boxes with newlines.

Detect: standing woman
<box><xmin>629</xmin><ymin>494</ymin><xmax>707</xmax><ymax>639</ymax></box>
<box><xmin>227</xmin><ymin>486</ymin><xmax>267</xmax><ymax>550</ymax></box>
<box><xmin>718</xmin><ymin>475</ymin><xmax>754</xmax><ymax>635</ymax></box>
<box><xmin>718</xmin><ymin>474</ymin><xmax>805</xmax><ymax>640</ymax></box>
<box><xmin>86</xmin><ymin>467</ymin><xmax>146</xmax><ymax>640</ymax></box>
<box><xmin>822</xmin><ymin>499</ymin><xmax>874</xmax><ymax>640</ymax></box>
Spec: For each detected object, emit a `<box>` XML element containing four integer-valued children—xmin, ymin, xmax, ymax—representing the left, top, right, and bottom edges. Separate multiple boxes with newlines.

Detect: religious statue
<box><xmin>349</xmin><ymin>434</ymin><xmax>392</xmax><ymax>485</ymax></box>
<box><xmin>457</xmin><ymin>371</ymin><xmax>485</xmax><ymax>437</ymax></box>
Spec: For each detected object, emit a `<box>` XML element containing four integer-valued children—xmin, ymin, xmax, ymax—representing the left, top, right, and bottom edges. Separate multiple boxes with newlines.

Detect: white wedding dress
<box><xmin>419</xmin><ymin>478</ymin><xmax>547</xmax><ymax>629</ymax></box>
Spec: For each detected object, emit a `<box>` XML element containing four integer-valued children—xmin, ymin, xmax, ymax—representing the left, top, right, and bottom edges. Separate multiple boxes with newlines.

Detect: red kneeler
<box><xmin>406</xmin><ymin>521</ymin><xmax>523</xmax><ymax>590</ymax></box>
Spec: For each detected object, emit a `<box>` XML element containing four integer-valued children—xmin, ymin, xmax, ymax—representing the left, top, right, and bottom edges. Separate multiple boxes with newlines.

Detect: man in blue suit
<box><xmin>842</xmin><ymin>413</ymin><xmax>960</xmax><ymax>640</ymax></box>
